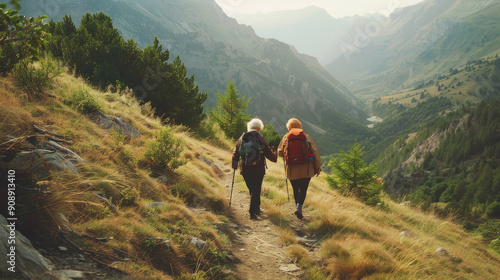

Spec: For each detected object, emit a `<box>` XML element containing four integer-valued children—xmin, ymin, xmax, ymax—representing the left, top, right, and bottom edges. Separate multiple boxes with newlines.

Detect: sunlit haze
<box><xmin>215</xmin><ymin>0</ymin><xmax>426</xmax><ymax>18</ymax></box>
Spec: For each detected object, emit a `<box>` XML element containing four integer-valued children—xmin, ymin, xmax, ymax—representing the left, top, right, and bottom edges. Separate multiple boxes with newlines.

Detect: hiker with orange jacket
<box><xmin>232</xmin><ymin>118</ymin><xmax>278</xmax><ymax>219</ymax></box>
<box><xmin>278</xmin><ymin>118</ymin><xmax>321</xmax><ymax>219</ymax></box>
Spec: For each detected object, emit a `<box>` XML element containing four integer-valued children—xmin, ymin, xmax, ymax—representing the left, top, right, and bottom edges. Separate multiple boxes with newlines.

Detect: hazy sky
<box><xmin>215</xmin><ymin>0</ymin><xmax>426</xmax><ymax>18</ymax></box>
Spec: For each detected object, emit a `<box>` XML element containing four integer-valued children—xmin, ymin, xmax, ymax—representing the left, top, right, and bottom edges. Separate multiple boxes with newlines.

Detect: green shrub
<box><xmin>194</xmin><ymin>120</ymin><xmax>218</xmax><ymax>142</ymax></box>
<box><xmin>477</xmin><ymin>220</ymin><xmax>500</xmax><ymax>244</ymax></box>
<box><xmin>120</xmin><ymin>186</ymin><xmax>139</xmax><ymax>207</ymax></box>
<box><xmin>145</xmin><ymin>127</ymin><xmax>186</xmax><ymax>171</ymax></box>
<box><xmin>12</xmin><ymin>57</ymin><xmax>62</xmax><ymax>95</ymax></box>
<box><xmin>489</xmin><ymin>239</ymin><xmax>500</xmax><ymax>254</ymax></box>
<box><xmin>65</xmin><ymin>87</ymin><xmax>103</xmax><ymax>114</ymax></box>
<box><xmin>486</xmin><ymin>201</ymin><xmax>500</xmax><ymax>219</ymax></box>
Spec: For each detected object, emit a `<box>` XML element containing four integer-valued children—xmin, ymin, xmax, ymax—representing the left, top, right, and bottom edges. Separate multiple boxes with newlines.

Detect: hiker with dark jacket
<box><xmin>278</xmin><ymin>118</ymin><xmax>321</xmax><ymax>219</ymax></box>
<box><xmin>232</xmin><ymin>118</ymin><xmax>278</xmax><ymax>219</ymax></box>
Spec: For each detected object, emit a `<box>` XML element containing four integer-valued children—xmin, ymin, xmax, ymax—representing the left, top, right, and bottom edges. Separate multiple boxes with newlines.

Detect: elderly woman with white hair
<box><xmin>232</xmin><ymin>118</ymin><xmax>277</xmax><ymax>219</ymax></box>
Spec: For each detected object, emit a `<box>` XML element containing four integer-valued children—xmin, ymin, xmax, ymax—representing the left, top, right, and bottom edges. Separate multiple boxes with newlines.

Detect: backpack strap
<box><xmin>303</xmin><ymin>136</ymin><xmax>310</xmax><ymax>175</ymax></box>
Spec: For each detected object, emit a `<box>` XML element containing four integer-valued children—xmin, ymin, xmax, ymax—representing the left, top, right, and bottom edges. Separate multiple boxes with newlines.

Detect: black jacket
<box><xmin>232</xmin><ymin>131</ymin><xmax>277</xmax><ymax>174</ymax></box>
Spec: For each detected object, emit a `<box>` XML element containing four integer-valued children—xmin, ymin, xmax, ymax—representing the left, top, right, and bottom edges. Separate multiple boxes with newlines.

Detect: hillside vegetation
<box><xmin>1</xmin><ymin>60</ymin><xmax>500</xmax><ymax>279</ymax></box>
<box><xmin>362</xmin><ymin>56</ymin><xmax>500</xmax><ymax>223</ymax></box>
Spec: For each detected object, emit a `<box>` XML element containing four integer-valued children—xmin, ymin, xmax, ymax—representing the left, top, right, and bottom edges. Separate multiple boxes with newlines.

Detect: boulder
<box><xmin>9</xmin><ymin>149</ymin><xmax>79</xmax><ymax>181</ymax></box>
<box><xmin>37</xmin><ymin>141</ymin><xmax>85</xmax><ymax>164</ymax></box>
<box><xmin>279</xmin><ymin>264</ymin><xmax>301</xmax><ymax>273</ymax></box>
<box><xmin>156</xmin><ymin>176</ymin><xmax>168</xmax><ymax>185</ymax></box>
<box><xmin>92</xmin><ymin>111</ymin><xmax>141</xmax><ymax>138</ymax></box>
<box><xmin>189</xmin><ymin>237</ymin><xmax>207</xmax><ymax>249</ymax></box>
<box><xmin>435</xmin><ymin>247</ymin><xmax>449</xmax><ymax>256</ymax></box>
<box><xmin>435</xmin><ymin>247</ymin><xmax>462</xmax><ymax>263</ymax></box>
<box><xmin>0</xmin><ymin>215</ymin><xmax>53</xmax><ymax>278</ymax></box>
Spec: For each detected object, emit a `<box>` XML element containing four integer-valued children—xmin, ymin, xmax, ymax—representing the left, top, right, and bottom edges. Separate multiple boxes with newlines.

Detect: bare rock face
<box><xmin>8</xmin><ymin>149</ymin><xmax>79</xmax><ymax>181</ymax></box>
<box><xmin>92</xmin><ymin>111</ymin><xmax>141</xmax><ymax>138</ymax></box>
<box><xmin>0</xmin><ymin>215</ymin><xmax>53</xmax><ymax>278</ymax></box>
<box><xmin>4</xmin><ymin>136</ymin><xmax>84</xmax><ymax>183</ymax></box>
<box><xmin>37</xmin><ymin>141</ymin><xmax>85</xmax><ymax>165</ymax></box>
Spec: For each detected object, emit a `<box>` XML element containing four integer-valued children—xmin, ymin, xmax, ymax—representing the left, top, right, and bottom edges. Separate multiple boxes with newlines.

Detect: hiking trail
<box><xmin>213</xmin><ymin>157</ymin><xmax>308</xmax><ymax>280</ymax></box>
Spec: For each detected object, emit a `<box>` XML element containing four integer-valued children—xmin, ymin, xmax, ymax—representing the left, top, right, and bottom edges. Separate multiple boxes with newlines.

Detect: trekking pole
<box><xmin>286</xmin><ymin>178</ymin><xmax>290</xmax><ymax>202</ymax></box>
<box><xmin>283</xmin><ymin>159</ymin><xmax>290</xmax><ymax>202</ymax></box>
<box><xmin>229</xmin><ymin>169</ymin><xmax>235</xmax><ymax>207</ymax></box>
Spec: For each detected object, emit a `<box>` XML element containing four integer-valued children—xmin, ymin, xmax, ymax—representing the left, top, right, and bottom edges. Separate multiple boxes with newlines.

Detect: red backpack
<box><xmin>286</xmin><ymin>128</ymin><xmax>313</xmax><ymax>165</ymax></box>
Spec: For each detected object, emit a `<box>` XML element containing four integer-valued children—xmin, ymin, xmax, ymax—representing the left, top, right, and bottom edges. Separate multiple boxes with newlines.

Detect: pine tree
<box><xmin>208</xmin><ymin>81</ymin><xmax>251</xmax><ymax>140</ymax></box>
<box><xmin>327</xmin><ymin>141</ymin><xmax>382</xmax><ymax>205</ymax></box>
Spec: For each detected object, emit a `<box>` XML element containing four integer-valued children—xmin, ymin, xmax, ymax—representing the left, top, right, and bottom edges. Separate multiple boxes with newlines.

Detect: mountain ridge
<box><xmin>325</xmin><ymin>0</ymin><xmax>500</xmax><ymax>97</ymax></box>
<box><xmin>233</xmin><ymin>5</ymin><xmax>351</xmax><ymax>64</ymax></box>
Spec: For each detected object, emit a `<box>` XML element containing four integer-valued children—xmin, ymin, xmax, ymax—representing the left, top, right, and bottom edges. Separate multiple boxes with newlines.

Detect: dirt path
<box><xmin>216</xmin><ymin>159</ymin><xmax>307</xmax><ymax>280</ymax></box>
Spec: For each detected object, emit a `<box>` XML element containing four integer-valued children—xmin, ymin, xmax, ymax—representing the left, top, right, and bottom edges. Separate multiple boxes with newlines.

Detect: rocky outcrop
<box><xmin>400</xmin><ymin>113</ymin><xmax>474</xmax><ymax>170</ymax></box>
<box><xmin>2</xmin><ymin>134</ymin><xmax>84</xmax><ymax>183</ymax></box>
<box><xmin>37</xmin><ymin>141</ymin><xmax>85</xmax><ymax>165</ymax></box>
<box><xmin>8</xmin><ymin>149</ymin><xmax>80</xmax><ymax>181</ymax></box>
<box><xmin>0</xmin><ymin>215</ymin><xmax>53</xmax><ymax>278</ymax></box>
<box><xmin>91</xmin><ymin>111</ymin><xmax>141</xmax><ymax>138</ymax></box>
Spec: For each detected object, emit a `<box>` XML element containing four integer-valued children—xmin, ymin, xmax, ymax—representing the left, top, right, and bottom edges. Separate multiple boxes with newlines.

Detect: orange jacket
<box><xmin>278</xmin><ymin>129</ymin><xmax>321</xmax><ymax>180</ymax></box>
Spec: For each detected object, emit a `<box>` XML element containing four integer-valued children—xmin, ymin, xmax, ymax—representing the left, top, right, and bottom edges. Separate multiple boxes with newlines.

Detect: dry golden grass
<box><xmin>1</xmin><ymin>69</ymin><xmax>238</xmax><ymax>278</ymax></box>
<box><xmin>0</xmin><ymin>76</ymin><xmax>22</xmax><ymax>107</ymax></box>
<box><xmin>279</xmin><ymin>227</ymin><xmax>298</xmax><ymax>246</ymax></box>
<box><xmin>0</xmin><ymin>105</ymin><xmax>35</xmax><ymax>139</ymax></box>
<box><xmin>250</xmin><ymin>154</ymin><xmax>500</xmax><ymax>279</ymax></box>
<box><xmin>286</xmin><ymin>244</ymin><xmax>309</xmax><ymax>263</ymax></box>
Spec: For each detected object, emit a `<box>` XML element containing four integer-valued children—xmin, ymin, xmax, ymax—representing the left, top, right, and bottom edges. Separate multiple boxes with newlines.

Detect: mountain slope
<box><xmin>21</xmin><ymin>0</ymin><xmax>368</xmax><ymax>155</ymax></box>
<box><xmin>325</xmin><ymin>0</ymin><xmax>500</xmax><ymax>98</ymax></box>
<box><xmin>376</xmin><ymin>99</ymin><xmax>500</xmax><ymax>220</ymax></box>
<box><xmin>234</xmin><ymin>6</ymin><xmax>351</xmax><ymax>65</ymax></box>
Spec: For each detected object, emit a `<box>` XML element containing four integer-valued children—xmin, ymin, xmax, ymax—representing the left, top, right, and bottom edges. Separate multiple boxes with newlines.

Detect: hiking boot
<box><xmin>255</xmin><ymin>208</ymin><xmax>265</xmax><ymax>216</ymax></box>
<box><xmin>250</xmin><ymin>213</ymin><xmax>258</xmax><ymax>220</ymax></box>
<box><xmin>294</xmin><ymin>209</ymin><xmax>303</xmax><ymax>219</ymax></box>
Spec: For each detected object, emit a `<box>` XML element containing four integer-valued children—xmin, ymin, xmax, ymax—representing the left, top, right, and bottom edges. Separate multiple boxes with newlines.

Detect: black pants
<box><xmin>243</xmin><ymin>174</ymin><xmax>264</xmax><ymax>215</ymax></box>
<box><xmin>290</xmin><ymin>177</ymin><xmax>311</xmax><ymax>208</ymax></box>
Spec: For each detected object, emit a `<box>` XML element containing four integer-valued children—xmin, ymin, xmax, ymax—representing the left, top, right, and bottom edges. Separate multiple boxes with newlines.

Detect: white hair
<box><xmin>247</xmin><ymin>118</ymin><xmax>264</xmax><ymax>131</ymax></box>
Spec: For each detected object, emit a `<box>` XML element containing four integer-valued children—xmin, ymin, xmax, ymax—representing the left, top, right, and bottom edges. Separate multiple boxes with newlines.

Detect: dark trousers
<box><xmin>243</xmin><ymin>174</ymin><xmax>264</xmax><ymax>215</ymax></box>
<box><xmin>290</xmin><ymin>177</ymin><xmax>311</xmax><ymax>208</ymax></box>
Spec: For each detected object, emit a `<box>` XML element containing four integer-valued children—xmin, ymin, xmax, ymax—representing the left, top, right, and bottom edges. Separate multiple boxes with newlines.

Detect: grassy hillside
<box><xmin>0</xmin><ymin>61</ymin><xmax>235</xmax><ymax>278</ymax></box>
<box><xmin>1</xmin><ymin>60</ymin><xmax>500</xmax><ymax>279</ymax></box>
<box><xmin>369</xmin><ymin>56</ymin><xmax>500</xmax><ymax>112</ymax></box>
